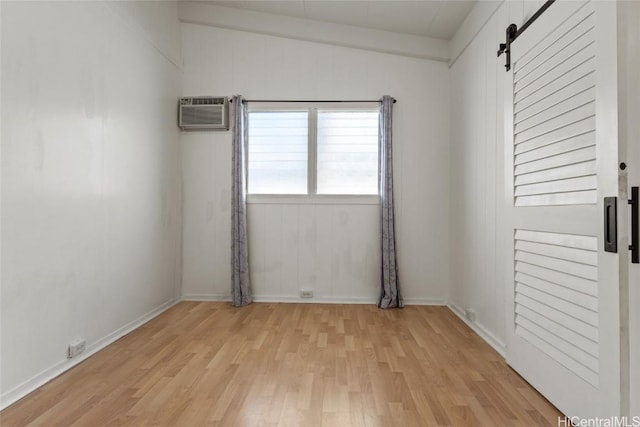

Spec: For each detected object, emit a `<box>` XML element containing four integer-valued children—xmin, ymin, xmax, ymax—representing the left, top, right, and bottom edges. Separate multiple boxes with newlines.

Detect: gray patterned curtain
<box><xmin>378</xmin><ymin>95</ymin><xmax>403</xmax><ymax>309</ymax></box>
<box><xmin>231</xmin><ymin>95</ymin><xmax>252</xmax><ymax>307</ymax></box>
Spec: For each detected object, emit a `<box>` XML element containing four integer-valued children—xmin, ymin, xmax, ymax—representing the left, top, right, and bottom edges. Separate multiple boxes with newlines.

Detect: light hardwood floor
<box><xmin>1</xmin><ymin>302</ymin><xmax>563</xmax><ymax>426</ymax></box>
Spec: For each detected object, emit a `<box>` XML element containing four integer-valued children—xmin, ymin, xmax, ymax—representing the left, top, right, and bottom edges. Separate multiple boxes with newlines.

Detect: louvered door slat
<box><xmin>515</xmin><ymin>128</ymin><xmax>594</xmax><ymax>158</ymax></box>
<box><xmin>516</xmin><ymin>316</ymin><xmax>598</xmax><ymax>372</ymax></box>
<box><xmin>515</xmin><ymin>87</ymin><xmax>595</xmax><ymax>134</ymax></box>
<box><xmin>516</xmin><ymin>305</ymin><xmax>598</xmax><ymax>356</ymax></box>
<box><xmin>514</xmin><ymin>175</ymin><xmax>597</xmax><ymax>198</ymax></box>
<box><xmin>516</xmin><ymin>272</ymin><xmax>598</xmax><ymax>311</ymax></box>
<box><xmin>515</xmin><ymin>73</ymin><xmax>595</xmax><ymax>123</ymax></box>
<box><xmin>515</xmin><ymin>261</ymin><xmax>598</xmax><ymax>296</ymax></box>
<box><xmin>515</xmin><ymin>229</ymin><xmax>597</xmax><ymax>250</ymax></box>
<box><xmin>513</xmin><ymin>1</ymin><xmax>596</xmax><ymax>207</ymax></box>
<box><xmin>514</xmin><ymin>1</ymin><xmax>595</xmax><ymax>75</ymax></box>
<box><xmin>516</xmin><ymin>283</ymin><xmax>598</xmax><ymax>325</ymax></box>
<box><xmin>515</xmin><ymin>66</ymin><xmax>594</xmax><ymax>114</ymax></box>
<box><xmin>515</xmin><ymin>161</ymin><xmax>596</xmax><ymax>187</ymax></box>
<box><xmin>515</xmin><ymin>116</ymin><xmax>594</xmax><ymax>151</ymax></box>
<box><xmin>514</xmin><ymin>16</ymin><xmax>594</xmax><ymax>90</ymax></box>
<box><xmin>515</xmin><ymin>102</ymin><xmax>595</xmax><ymax>145</ymax></box>
<box><xmin>515</xmin><ymin>293</ymin><xmax>598</xmax><ymax>341</ymax></box>
<box><xmin>515</xmin><ymin>135</ymin><xmax>594</xmax><ymax>167</ymax></box>
<box><xmin>514</xmin><ymin>46</ymin><xmax>594</xmax><ymax>105</ymax></box>
<box><xmin>514</xmin><ymin>228</ymin><xmax>600</xmax><ymax>386</ymax></box>
<box><xmin>515</xmin><ymin>325</ymin><xmax>599</xmax><ymax>386</ymax></box>
<box><xmin>515</xmin><ymin>240</ymin><xmax>597</xmax><ymax>265</ymax></box>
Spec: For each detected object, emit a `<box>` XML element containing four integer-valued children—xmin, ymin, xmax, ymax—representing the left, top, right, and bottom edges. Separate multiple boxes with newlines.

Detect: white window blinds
<box><xmin>316</xmin><ymin>110</ymin><xmax>379</xmax><ymax>195</ymax></box>
<box><xmin>247</xmin><ymin>111</ymin><xmax>308</xmax><ymax>195</ymax></box>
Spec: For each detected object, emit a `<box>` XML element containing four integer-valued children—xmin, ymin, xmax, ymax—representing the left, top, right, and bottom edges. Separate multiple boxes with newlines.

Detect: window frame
<box><xmin>246</xmin><ymin>102</ymin><xmax>380</xmax><ymax>205</ymax></box>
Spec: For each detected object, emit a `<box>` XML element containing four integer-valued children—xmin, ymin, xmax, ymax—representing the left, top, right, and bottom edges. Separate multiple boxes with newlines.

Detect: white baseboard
<box><xmin>0</xmin><ymin>297</ymin><xmax>181</xmax><ymax>411</ymax></box>
<box><xmin>447</xmin><ymin>302</ymin><xmax>506</xmax><ymax>357</ymax></box>
<box><xmin>181</xmin><ymin>294</ymin><xmax>231</xmax><ymax>302</ymax></box>
<box><xmin>182</xmin><ymin>294</ymin><xmax>446</xmax><ymax>306</ymax></box>
<box><xmin>182</xmin><ymin>294</ymin><xmax>376</xmax><ymax>304</ymax></box>
<box><xmin>403</xmin><ymin>297</ymin><xmax>447</xmax><ymax>306</ymax></box>
<box><xmin>254</xmin><ymin>295</ymin><xmax>377</xmax><ymax>304</ymax></box>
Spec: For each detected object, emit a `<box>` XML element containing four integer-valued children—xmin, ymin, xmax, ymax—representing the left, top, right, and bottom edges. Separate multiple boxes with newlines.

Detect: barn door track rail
<box><xmin>497</xmin><ymin>0</ymin><xmax>556</xmax><ymax>71</ymax></box>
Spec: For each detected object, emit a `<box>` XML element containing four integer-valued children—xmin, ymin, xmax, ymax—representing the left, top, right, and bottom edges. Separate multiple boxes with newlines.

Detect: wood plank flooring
<box><xmin>0</xmin><ymin>302</ymin><xmax>563</xmax><ymax>426</ymax></box>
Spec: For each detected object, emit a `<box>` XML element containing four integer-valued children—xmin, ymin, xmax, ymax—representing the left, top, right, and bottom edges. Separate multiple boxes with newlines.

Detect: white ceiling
<box><xmin>202</xmin><ymin>1</ymin><xmax>476</xmax><ymax>40</ymax></box>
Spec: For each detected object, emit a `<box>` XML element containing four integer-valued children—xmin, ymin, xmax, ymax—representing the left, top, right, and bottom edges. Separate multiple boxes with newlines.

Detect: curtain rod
<box><xmin>229</xmin><ymin>99</ymin><xmax>396</xmax><ymax>104</ymax></box>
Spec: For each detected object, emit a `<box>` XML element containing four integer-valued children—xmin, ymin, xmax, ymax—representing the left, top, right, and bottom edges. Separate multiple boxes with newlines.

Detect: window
<box><xmin>316</xmin><ymin>110</ymin><xmax>379</xmax><ymax>195</ymax></box>
<box><xmin>247</xmin><ymin>104</ymin><xmax>379</xmax><ymax>197</ymax></box>
<box><xmin>247</xmin><ymin>111</ymin><xmax>308</xmax><ymax>195</ymax></box>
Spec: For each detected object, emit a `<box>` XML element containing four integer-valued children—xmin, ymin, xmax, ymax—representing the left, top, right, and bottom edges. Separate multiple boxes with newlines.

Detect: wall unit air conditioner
<box><xmin>179</xmin><ymin>97</ymin><xmax>229</xmax><ymax>130</ymax></box>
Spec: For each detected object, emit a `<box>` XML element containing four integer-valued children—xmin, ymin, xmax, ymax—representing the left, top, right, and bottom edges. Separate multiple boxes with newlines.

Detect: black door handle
<box><xmin>604</xmin><ymin>197</ymin><xmax>618</xmax><ymax>253</ymax></box>
<box><xmin>630</xmin><ymin>187</ymin><xmax>639</xmax><ymax>264</ymax></box>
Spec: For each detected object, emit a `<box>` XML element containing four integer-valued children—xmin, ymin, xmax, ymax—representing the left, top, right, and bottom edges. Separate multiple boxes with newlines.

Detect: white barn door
<box><xmin>504</xmin><ymin>0</ymin><xmax>625</xmax><ymax>418</ymax></box>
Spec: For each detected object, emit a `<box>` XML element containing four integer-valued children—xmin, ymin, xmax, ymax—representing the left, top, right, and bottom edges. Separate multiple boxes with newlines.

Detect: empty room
<box><xmin>1</xmin><ymin>0</ymin><xmax>639</xmax><ymax>425</ymax></box>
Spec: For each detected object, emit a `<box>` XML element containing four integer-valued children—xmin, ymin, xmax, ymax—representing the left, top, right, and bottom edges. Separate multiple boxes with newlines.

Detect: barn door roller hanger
<box><xmin>497</xmin><ymin>0</ymin><xmax>556</xmax><ymax>71</ymax></box>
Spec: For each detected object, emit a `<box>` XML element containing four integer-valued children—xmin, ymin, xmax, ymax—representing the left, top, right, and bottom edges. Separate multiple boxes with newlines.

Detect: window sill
<box><xmin>247</xmin><ymin>195</ymin><xmax>380</xmax><ymax>205</ymax></box>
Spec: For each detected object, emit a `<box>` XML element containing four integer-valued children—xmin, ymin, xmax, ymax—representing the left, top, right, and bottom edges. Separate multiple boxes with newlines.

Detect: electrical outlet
<box><xmin>464</xmin><ymin>309</ymin><xmax>476</xmax><ymax>323</ymax></box>
<box><xmin>68</xmin><ymin>339</ymin><xmax>86</xmax><ymax>359</ymax></box>
<box><xmin>300</xmin><ymin>290</ymin><xmax>314</xmax><ymax>298</ymax></box>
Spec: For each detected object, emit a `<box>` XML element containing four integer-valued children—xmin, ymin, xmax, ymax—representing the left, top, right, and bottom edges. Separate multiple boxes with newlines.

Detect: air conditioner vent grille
<box><xmin>182</xmin><ymin>106</ymin><xmax>223</xmax><ymax>125</ymax></box>
<box><xmin>181</xmin><ymin>97</ymin><xmax>227</xmax><ymax>106</ymax></box>
<box><xmin>179</xmin><ymin>96</ymin><xmax>229</xmax><ymax>130</ymax></box>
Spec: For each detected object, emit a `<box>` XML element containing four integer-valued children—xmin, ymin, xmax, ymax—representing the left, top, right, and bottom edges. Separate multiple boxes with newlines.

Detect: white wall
<box><xmin>0</xmin><ymin>1</ymin><xmax>182</xmax><ymax>408</ymax></box>
<box><xmin>448</xmin><ymin>0</ymin><xmax>545</xmax><ymax>353</ymax></box>
<box><xmin>181</xmin><ymin>23</ymin><xmax>450</xmax><ymax>304</ymax></box>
